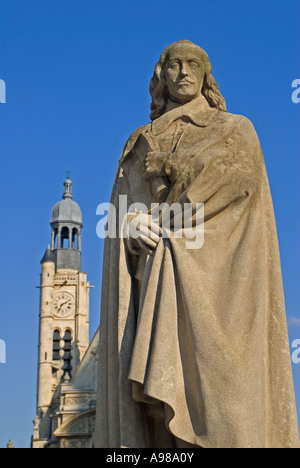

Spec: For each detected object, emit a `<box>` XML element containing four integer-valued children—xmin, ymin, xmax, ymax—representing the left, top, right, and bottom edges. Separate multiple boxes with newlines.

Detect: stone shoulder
<box><xmin>119</xmin><ymin>123</ymin><xmax>152</xmax><ymax>163</ymax></box>
<box><xmin>218</xmin><ymin>111</ymin><xmax>258</xmax><ymax>138</ymax></box>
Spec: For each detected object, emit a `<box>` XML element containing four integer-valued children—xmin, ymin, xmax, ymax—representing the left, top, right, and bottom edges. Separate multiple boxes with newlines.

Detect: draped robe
<box><xmin>95</xmin><ymin>95</ymin><xmax>299</xmax><ymax>448</ymax></box>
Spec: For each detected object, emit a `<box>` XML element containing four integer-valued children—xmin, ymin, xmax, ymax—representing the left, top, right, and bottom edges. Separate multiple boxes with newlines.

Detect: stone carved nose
<box><xmin>180</xmin><ymin>63</ymin><xmax>189</xmax><ymax>76</ymax></box>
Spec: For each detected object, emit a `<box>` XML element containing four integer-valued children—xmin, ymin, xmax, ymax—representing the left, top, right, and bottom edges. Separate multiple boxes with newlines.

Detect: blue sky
<box><xmin>0</xmin><ymin>0</ymin><xmax>299</xmax><ymax>448</ymax></box>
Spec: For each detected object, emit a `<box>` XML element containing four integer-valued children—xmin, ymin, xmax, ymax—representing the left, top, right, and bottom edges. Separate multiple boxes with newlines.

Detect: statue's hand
<box><xmin>127</xmin><ymin>212</ymin><xmax>162</xmax><ymax>256</ymax></box>
<box><xmin>142</xmin><ymin>152</ymin><xmax>170</xmax><ymax>180</ymax></box>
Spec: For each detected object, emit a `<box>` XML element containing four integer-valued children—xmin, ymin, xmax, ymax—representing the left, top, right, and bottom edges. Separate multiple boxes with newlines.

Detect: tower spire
<box><xmin>63</xmin><ymin>177</ymin><xmax>73</xmax><ymax>200</ymax></box>
<box><xmin>33</xmin><ymin>174</ymin><xmax>90</xmax><ymax>448</ymax></box>
<box><xmin>50</xmin><ymin>176</ymin><xmax>83</xmax><ymax>270</ymax></box>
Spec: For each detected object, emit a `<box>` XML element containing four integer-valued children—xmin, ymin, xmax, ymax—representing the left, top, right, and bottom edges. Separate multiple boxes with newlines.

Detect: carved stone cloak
<box><xmin>95</xmin><ymin>96</ymin><xmax>299</xmax><ymax>448</ymax></box>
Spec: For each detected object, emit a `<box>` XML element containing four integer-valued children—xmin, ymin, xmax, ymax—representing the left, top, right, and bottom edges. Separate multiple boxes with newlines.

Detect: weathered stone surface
<box><xmin>95</xmin><ymin>41</ymin><xmax>299</xmax><ymax>448</ymax></box>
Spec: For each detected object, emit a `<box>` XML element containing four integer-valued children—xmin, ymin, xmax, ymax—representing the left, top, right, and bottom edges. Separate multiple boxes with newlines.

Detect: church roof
<box><xmin>50</xmin><ymin>178</ymin><xmax>83</xmax><ymax>227</ymax></box>
<box><xmin>51</xmin><ymin>199</ymin><xmax>83</xmax><ymax>225</ymax></box>
<box><xmin>69</xmin><ymin>328</ymin><xmax>99</xmax><ymax>392</ymax></box>
<box><xmin>41</xmin><ymin>245</ymin><xmax>55</xmax><ymax>264</ymax></box>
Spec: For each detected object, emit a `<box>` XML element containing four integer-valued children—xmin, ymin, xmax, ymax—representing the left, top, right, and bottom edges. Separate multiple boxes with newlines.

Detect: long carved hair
<box><xmin>149</xmin><ymin>40</ymin><xmax>227</xmax><ymax>121</ymax></box>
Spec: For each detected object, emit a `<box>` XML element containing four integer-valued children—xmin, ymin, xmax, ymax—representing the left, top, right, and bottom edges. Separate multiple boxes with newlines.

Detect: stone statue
<box><xmin>6</xmin><ymin>439</ymin><xmax>14</xmax><ymax>449</ymax></box>
<box><xmin>95</xmin><ymin>40</ymin><xmax>299</xmax><ymax>448</ymax></box>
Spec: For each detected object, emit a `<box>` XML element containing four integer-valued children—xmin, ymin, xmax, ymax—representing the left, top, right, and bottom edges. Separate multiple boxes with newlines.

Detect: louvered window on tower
<box><xmin>52</xmin><ymin>330</ymin><xmax>61</xmax><ymax>361</ymax></box>
<box><xmin>62</xmin><ymin>330</ymin><xmax>73</xmax><ymax>381</ymax></box>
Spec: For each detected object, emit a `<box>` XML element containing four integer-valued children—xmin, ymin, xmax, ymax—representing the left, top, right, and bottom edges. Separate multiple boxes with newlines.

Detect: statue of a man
<box><xmin>95</xmin><ymin>41</ymin><xmax>299</xmax><ymax>448</ymax></box>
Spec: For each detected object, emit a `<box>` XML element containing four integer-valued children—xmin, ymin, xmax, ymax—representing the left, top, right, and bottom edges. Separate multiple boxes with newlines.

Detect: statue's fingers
<box><xmin>137</xmin><ymin>224</ymin><xmax>160</xmax><ymax>243</ymax></box>
<box><xmin>136</xmin><ymin>237</ymin><xmax>155</xmax><ymax>256</ymax></box>
<box><xmin>147</xmin><ymin>228</ymin><xmax>160</xmax><ymax>242</ymax></box>
<box><xmin>135</xmin><ymin>223</ymin><xmax>150</xmax><ymax>238</ymax></box>
<box><xmin>148</xmin><ymin>219</ymin><xmax>162</xmax><ymax>237</ymax></box>
<box><xmin>138</xmin><ymin>235</ymin><xmax>157</xmax><ymax>249</ymax></box>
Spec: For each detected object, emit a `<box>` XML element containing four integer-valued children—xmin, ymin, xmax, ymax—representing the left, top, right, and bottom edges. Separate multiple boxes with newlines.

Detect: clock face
<box><xmin>53</xmin><ymin>292</ymin><xmax>75</xmax><ymax>318</ymax></box>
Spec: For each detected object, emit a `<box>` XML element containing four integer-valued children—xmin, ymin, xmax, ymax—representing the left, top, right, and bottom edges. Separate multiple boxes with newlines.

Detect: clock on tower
<box><xmin>33</xmin><ymin>177</ymin><xmax>91</xmax><ymax>449</ymax></box>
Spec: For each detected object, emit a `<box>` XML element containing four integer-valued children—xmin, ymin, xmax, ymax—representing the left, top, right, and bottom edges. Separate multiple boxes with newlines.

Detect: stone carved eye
<box><xmin>168</xmin><ymin>61</ymin><xmax>180</xmax><ymax>71</ymax></box>
<box><xmin>188</xmin><ymin>60</ymin><xmax>200</xmax><ymax>69</ymax></box>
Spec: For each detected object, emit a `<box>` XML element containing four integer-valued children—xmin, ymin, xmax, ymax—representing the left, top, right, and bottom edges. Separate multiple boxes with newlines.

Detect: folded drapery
<box><xmin>95</xmin><ymin>96</ymin><xmax>299</xmax><ymax>448</ymax></box>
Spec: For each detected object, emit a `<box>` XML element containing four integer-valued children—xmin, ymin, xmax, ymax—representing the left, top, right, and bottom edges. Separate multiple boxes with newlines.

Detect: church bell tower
<box><xmin>32</xmin><ymin>177</ymin><xmax>91</xmax><ymax>449</ymax></box>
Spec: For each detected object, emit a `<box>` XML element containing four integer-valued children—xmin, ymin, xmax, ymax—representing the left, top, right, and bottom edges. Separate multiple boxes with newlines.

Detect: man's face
<box><xmin>164</xmin><ymin>43</ymin><xmax>205</xmax><ymax>104</ymax></box>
